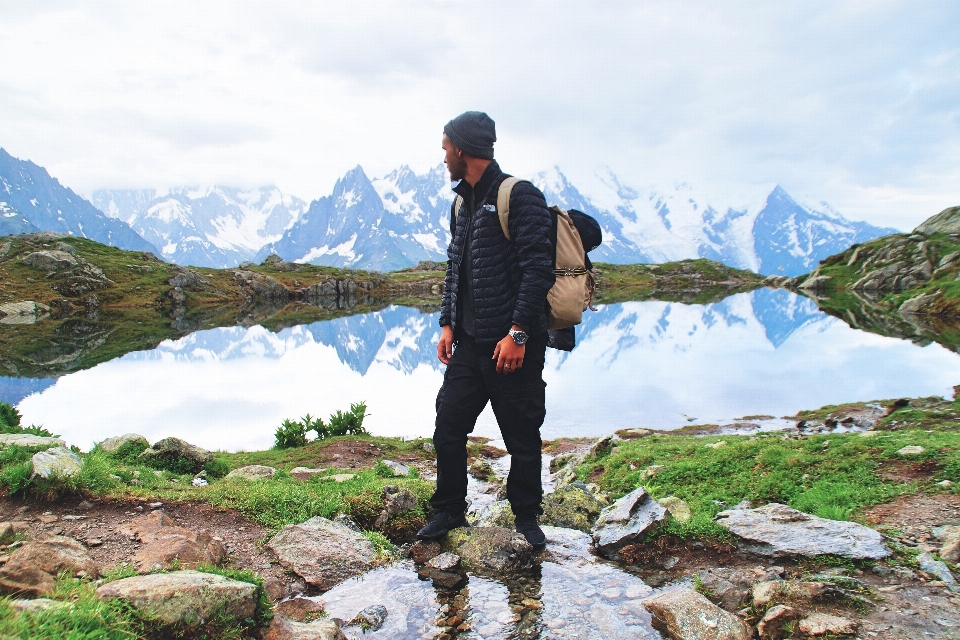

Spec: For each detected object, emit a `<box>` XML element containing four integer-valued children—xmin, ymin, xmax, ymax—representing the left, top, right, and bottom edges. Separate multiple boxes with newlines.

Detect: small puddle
<box><xmin>311</xmin><ymin>450</ymin><xmax>669</xmax><ymax>639</ymax></box>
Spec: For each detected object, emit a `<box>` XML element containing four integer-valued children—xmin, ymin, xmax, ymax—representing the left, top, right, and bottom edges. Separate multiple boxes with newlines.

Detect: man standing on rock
<box><xmin>417</xmin><ymin>111</ymin><xmax>555</xmax><ymax>546</ymax></box>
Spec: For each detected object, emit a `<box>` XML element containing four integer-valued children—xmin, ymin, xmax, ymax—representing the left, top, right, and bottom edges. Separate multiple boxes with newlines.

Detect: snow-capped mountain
<box><xmin>258</xmin><ymin>165</ymin><xmax>451</xmax><ymax>271</ymax></box>
<box><xmin>258</xmin><ymin>164</ymin><xmax>896</xmax><ymax>275</ymax></box>
<box><xmin>0</xmin><ymin>148</ymin><xmax>157</xmax><ymax>253</ymax></box>
<box><xmin>90</xmin><ymin>186</ymin><xmax>308</xmax><ymax>268</ymax></box>
<box><xmin>535</xmin><ymin>170</ymin><xmax>899</xmax><ymax>276</ymax></box>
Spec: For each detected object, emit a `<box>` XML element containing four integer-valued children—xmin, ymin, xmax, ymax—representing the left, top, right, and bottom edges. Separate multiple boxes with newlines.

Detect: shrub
<box><xmin>274</xmin><ymin>403</ymin><xmax>368</xmax><ymax>449</ymax></box>
<box><xmin>327</xmin><ymin>402</ymin><xmax>369</xmax><ymax>437</ymax></box>
<box><xmin>274</xmin><ymin>418</ymin><xmax>308</xmax><ymax>449</ymax></box>
<box><xmin>0</xmin><ymin>401</ymin><xmax>22</xmax><ymax>430</ymax></box>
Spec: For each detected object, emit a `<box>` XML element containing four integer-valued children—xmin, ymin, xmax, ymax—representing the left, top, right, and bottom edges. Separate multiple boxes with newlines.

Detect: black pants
<box><xmin>431</xmin><ymin>330</ymin><xmax>547</xmax><ymax>518</ymax></box>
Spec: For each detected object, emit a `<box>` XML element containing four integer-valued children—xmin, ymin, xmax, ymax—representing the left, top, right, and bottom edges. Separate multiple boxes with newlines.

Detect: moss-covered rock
<box><xmin>441</xmin><ymin>526</ymin><xmax>534</xmax><ymax>574</ymax></box>
<box><xmin>541</xmin><ymin>483</ymin><xmax>603</xmax><ymax>532</ymax></box>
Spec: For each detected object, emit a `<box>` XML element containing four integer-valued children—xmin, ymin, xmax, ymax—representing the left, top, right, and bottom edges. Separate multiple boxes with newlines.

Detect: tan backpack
<box><xmin>454</xmin><ymin>177</ymin><xmax>596</xmax><ymax>330</ymax></box>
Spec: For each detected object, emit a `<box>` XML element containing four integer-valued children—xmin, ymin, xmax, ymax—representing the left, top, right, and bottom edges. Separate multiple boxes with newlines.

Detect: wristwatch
<box><xmin>508</xmin><ymin>328</ymin><xmax>528</xmax><ymax>345</ymax></box>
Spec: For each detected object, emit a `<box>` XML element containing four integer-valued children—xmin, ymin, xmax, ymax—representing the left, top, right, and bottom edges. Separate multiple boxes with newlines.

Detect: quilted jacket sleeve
<box><xmin>439</xmin><ymin>201</ymin><xmax>457</xmax><ymax>328</ymax></box>
<box><xmin>508</xmin><ymin>181</ymin><xmax>555</xmax><ymax>332</ymax></box>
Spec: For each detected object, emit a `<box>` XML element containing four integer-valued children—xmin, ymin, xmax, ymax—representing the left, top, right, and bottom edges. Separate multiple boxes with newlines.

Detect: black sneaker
<box><xmin>417</xmin><ymin>511</ymin><xmax>468</xmax><ymax>539</ymax></box>
<box><xmin>515</xmin><ymin>515</ymin><xmax>546</xmax><ymax>546</ymax></box>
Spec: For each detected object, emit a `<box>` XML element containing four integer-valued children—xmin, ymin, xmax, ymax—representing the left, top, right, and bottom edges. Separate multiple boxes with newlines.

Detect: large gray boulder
<box><xmin>139</xmin><ymin>437</ymin><xmax>212</xmax><ymax>474</ymax></box>
<box><xmin>642</xmin><ymin>588</ymin><xmax>752</xmax><ymax>640</ymax></box>
<box><xmin>22</xmin><ymin>250</ymin><xmax>79</xmax><ymax>271</ymax></box>
<box><xmin>96</xmin><ymin>570</ymin><xmax>257</xmax><ymax>629</ymax></box>
<box><xmin>591</xmin><ymin>487</ymin><xmax>667</xmax><ymax>559</ymax></box>
<box><xmin>268</xmin><ymin>517</ymin><xmax>375</xmax><ymax>591</ymax></box>
<box><xmin>98</xmin><ymin>433</ymin><xmax>149</xmax><ymax>454</ymax></box>
<box><xmin>441</xmin><ymin>526</ymin><xmax>535</xmax><ymax>574</ymax></box>
<box><xmin>715</xmin><ymin>503</ymin><xmax>890</xmax><ymax>559</ymax></box>
<box><xmin>0</xmin><ymin>434</ymin><xmax>65</xmax><ymax>449</ymax></box>
<box><xmin>31</xmin><ymin>446</ymin><xmax>83</xmax><ymax>479</ymax></box>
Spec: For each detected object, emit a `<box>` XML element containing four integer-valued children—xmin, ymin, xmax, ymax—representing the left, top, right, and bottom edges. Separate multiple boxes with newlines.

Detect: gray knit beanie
<box><xmin>444</xmin><ymin>111</ymin><xmax>496</xmax><ymax>160</ymax></box>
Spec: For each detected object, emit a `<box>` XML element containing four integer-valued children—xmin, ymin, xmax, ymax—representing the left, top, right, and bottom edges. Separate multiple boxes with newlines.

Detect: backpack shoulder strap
<box><xmin>452</xmin><ymin>195</ymin><xmax>464</xmax><ymax>219</ymax></box>
<box><xmin>496</xmin><ymin>177</ymin><xmax>528</xmax><ymax>241</ymax></box>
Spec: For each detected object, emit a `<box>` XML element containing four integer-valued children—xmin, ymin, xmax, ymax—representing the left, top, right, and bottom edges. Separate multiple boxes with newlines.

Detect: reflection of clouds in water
<box><xmin>15</xmin><ymin>292</ymin><xmax>960</xmax><ymax>450</ymax></box>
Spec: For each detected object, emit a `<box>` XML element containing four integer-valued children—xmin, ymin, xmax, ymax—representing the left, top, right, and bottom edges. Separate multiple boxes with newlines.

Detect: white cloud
<box><xmin>1</xmin><ymin>0</ymin><xmax>958</xmax><ymax>230</ymax></box>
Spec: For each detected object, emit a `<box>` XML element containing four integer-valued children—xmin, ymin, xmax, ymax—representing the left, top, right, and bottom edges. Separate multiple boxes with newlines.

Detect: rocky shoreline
<box><xmin>0</xmin><ymin>397</ymin><xmax>958</xmax><ymax>639</ymax></box>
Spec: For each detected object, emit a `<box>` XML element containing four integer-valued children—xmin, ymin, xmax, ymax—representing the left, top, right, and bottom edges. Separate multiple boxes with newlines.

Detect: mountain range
<box><xmin>90</xmin><ymin>186</ymin><xmax>308</xmax><ymax>268</ymax></box>
<box><xmin>1</xmin><ymin>147</ymin><xmax>898</xmax><ymax>275</ymax></box>
<box><xmin>0</xmin><ymin>149</ymin><xmax>158</xmax><ymax>253</ymax></box>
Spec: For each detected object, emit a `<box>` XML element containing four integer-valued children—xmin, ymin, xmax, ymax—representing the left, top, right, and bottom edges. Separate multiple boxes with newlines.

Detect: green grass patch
<box><xmin>578</xmin><ymin>428</ymin><xmax>960</xmax><ymax>540</ymax></box>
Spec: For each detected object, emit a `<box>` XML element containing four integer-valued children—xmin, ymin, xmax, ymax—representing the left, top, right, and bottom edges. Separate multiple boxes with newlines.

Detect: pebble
<box><xmin>148</xmin><ymin>502</ymin><xmax>163</xmax><ymax>509</ymax></box>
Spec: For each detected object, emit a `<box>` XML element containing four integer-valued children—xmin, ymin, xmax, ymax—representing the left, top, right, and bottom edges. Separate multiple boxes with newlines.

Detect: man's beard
<box><xmin>447</xmin><ymin>155</ymin><xmax>468</xmax><ymax>182</ymax></box>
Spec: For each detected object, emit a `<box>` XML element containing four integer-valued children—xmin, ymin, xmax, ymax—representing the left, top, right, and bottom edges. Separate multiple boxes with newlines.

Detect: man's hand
<box><xmin>437</xmin><ymin>325</ymin><xmax>454</xmax><ymax>364</ymax></box>
<box><xmin>493</xmin><ymin>325</ymin><xmax>526</xmax><ymax>374</ymax></box>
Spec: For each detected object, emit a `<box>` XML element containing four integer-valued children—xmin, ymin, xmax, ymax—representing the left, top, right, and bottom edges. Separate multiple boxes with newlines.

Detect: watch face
<box><xmin>511</xmin><ymin>329</ymin><xmax>528</xmax><ymax>345</ymax></box>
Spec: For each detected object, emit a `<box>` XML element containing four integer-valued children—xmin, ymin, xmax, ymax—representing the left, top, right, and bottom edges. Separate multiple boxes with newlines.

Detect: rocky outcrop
<box><xmin>95</xmin><ymin>570</ymin><xmax>258</xmax><ymax>629</ymax></box>
<box><xmin>591</xmin><ymin>487</ymin><xmax>667</xmax><ymax>559</ymax></box>
<box><xmin>715</xmin><ymin>503</ymin><xmax>889</xmax><ymax>559</ymax></box>
<box><xmin>915</xmin><ymin>205</ymin><xmax>960</xmax><ymax>236</ymax></box>
<box><xmin>642</xmin><ymin>588</ymin><xmax>752</xmax><ymax>640</ymax></box>
<box><xmin>441</xmin><ymin>527</ymin><xmax>535</xmax><ymax>574</ymax></box>
<box><xmin>233</xmin><ymin>270</ymin><xmax>291</xmax><ymax>303</ymax></box>
<box><xmin>267</xmin><ymin>517</ymin><xmax>376</xmax><ymax>591</ymax></box>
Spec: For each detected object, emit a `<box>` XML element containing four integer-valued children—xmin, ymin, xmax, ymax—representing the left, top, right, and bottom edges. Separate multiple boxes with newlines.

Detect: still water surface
<box><xmin>10</xmin><ymin>289</ymin><xmax>960</xmax><ymax>451</ymax></box>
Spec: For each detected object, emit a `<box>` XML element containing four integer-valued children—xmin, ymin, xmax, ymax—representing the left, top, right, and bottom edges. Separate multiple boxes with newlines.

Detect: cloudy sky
<box><xmin>1</xmin><ymin>1</ymin><xmax>958</xmax><ymax>229</ymax></box>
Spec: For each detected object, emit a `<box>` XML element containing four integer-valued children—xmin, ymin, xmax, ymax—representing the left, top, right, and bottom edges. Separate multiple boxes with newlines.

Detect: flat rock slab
<box><xmin>31</xmin><ymin>446</ymin><xmax>83</xmax><ymax>479</ymax></box>
<box><xmin>642</xmin><ymin>588</ymin><xmax>752</xmax><ymax>640</ymax></box>
<box><xmin>798</xmin><ymin>612</ymin><xmax>858</xmax><ymax>636</ymax></box>
<box><xmin>264</xmin><ymin>615</ymin><xmax>347</xmax><ymax>640</ymax></box>
<box><xmin>96</xmin><ymin>570</ymin><xmax>257</xmax><ymax>629</ymax></box>
<box><xmin>290</xmin><ymin>467</ymin><xmax>327</xmax><ymax>481</ymax></box>
<box><xmin>225</xmin><ymin>465</ymin><xmax>277</xmax><ymax>480</ymax></box>
<box><xmin>268</xmin><ymin>516</ymin><xmax>375</xmax><ymax>591</ymax></box>
<box><xmin>0</xmin><ymin>434</ymin><xmax>65</xmax><ymax>449</ymax></box>
<box><xmin>715</xmin><ymin>503</ymin><xmax>890</xmax><ymax>559</ymax></box>
<box><xmin>441</xmin><ymin>527</ymin><xmax>534</xmax><ymax>574</ymax></box>
<box><xmin>591</xmin><ymin>487</ymin><xmax>667</xmax><ymax>559</ymax></box>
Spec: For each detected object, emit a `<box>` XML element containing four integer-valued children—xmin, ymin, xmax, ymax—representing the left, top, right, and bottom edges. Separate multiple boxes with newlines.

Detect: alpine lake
<box><xmin>4</xmin><ymin>283</ymin><xmax>960</xmax><ymax>453</ymax></box>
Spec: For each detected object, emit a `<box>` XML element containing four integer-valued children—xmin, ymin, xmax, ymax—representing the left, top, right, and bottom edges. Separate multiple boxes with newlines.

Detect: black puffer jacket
<box><xmin>439</xmin><ymin>161</ymin><xmax>555</xmax><ymax>344</ymax></box>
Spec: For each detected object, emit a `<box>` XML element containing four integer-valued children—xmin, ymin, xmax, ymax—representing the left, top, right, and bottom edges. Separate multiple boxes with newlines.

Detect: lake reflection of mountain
<box><xmin>13</xmin><ymin>291</ymin><xmax>960</xmax><ymax>451</ymax></box>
